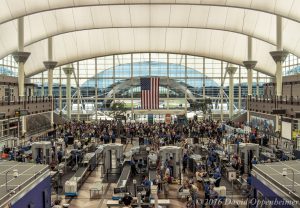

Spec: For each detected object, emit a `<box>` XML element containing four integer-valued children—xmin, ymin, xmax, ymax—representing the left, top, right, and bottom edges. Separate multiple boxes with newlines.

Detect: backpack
<box><xmin>168</xmin><ymin>176</ymin><xmax>172</xmax><ymax>184</ymax></box>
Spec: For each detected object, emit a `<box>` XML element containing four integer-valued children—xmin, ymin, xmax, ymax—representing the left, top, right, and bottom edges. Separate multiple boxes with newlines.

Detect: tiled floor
<box><xmin>55</xmin><ymin>139</ymin><xmax>187</xmax><ymax>207</ymax></box>
<box><xmin>54</xmin><ymin>139</ymin><xmax>245</xmax><ymax>207</ymax></box>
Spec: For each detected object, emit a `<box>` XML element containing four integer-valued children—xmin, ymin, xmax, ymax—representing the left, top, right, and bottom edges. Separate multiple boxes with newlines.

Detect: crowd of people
<box><xmin>125</xmin><ymin>119</ymin><xmax>231</xmax><ymax>207</ymax></box>
<box><xmin>50</xmin><ymin>118</ymin><xmax>259</xmax><ymax>207</ymax></box>
<box><xmin>58</xmin><ymin>119</ymin><xmax>225</xmax><ymax>145</ymax></box>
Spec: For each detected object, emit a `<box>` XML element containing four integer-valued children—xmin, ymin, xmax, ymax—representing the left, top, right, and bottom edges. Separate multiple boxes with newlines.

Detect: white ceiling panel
<box><xmin>0</xmin><ymin>1</ymin><xmax>298</xmax><ymax>76</ymax></box>
<box><xmin>23</xmin><ymin>28</ymin><xmax>276</xmax><ymax>77</ymax></box>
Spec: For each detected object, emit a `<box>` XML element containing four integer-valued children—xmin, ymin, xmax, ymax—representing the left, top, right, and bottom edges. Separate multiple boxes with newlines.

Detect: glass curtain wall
<box><xmin>0</xmin><ymin>55</ymin><xmax>18</xmax><ymax>76</ymax></box>
<box><xmin>28</xmin><ymin>53</ymin><xmax>271</xmax><ymax>118</ymax></box>
<box><xmin>283</xmin><ymin>53</ymin><xmax>300</xmax><ymax>75</ymax></box>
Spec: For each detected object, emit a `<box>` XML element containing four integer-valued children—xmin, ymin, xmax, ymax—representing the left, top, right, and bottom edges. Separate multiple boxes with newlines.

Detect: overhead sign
<box><xmin>115</xmin><ymin>115</ymin><xmax>126</xmax><ymax>120</ymax></box>
<box><xmin>148</xmin><ymin>114</ymin><xmax>154</xmax><ymax>124</ymax></box>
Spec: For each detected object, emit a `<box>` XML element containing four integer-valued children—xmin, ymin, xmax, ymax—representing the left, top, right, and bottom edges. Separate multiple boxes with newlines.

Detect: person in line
<box><xmin>130</xmin><ymin>159</ymin><xmax>138</xmax><ymax>176</ymax></box>
<box><xmin>182</xmin><ymin>154</ymin><xmax>188</xmax><ymax>174</ymax></box>
<box><xmin>121</xmin><ymin>193</ymin><xmax>133</xmax><ymax>208</ymax></box>
<box><xmin>156</xmin><ymin>170</ymin><xmax>162</xmax><ymax>192</ymax></box>
<box><xmin>142</xmin><ymin>175</ymin><xmax>151</xmax><ymax>197</ymax></box>
<box><xmin>168</xmin><ymin>157</ymin><xmax>174</xmax><ymax>177</ymax></box>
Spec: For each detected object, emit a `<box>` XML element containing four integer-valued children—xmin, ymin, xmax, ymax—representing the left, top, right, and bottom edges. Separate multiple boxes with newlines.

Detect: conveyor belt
<box><xmin>74</xmin><ymin>167</ymin><xmax>88</xmax><ymax>178</ymax></box>
<box><xmin>117</xmin><ymin>164</ymin><xmax>131</xmax><ymax>188</ymax></box>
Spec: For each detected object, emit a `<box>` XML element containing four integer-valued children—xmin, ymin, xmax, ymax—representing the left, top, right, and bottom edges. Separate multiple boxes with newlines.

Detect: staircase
<box><xmin>231</xmin><ymin>111</ymin><xmax>247</xmax><ymax>123</ymax></box>
<box><xmin>26</xmin><ymin>112</ymin><xmax>51</xmax><ymax>136</ymax></box>
<box><xmin>53</xmin><ymin>111</ymin><xmax>70</xmax><ymax>124</ymax></box>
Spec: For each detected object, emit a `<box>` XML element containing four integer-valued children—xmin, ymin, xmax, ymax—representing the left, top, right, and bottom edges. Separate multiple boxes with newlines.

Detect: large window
<box><xmin>283</xmin><ymin>53</ymin><xmax>300</xmax><ymax>75</ymax></box>
<box><xmin>0</xmin><ymin>55</ymin><xmax>18</xmax><ymax>77</ymax></box>
<box><xmin>26</xmin><ymin>53</ymin><xmax>270</xmax><ymax>116</ymax></box>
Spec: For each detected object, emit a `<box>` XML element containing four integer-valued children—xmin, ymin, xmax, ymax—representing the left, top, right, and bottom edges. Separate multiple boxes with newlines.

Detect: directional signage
<box><xmin>115</xmin><ymin>115</ymin><xmax>126</xmax><ymax>120</ymax></box>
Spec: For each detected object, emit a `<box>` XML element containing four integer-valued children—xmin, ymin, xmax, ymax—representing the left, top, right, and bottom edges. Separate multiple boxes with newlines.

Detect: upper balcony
<box><xmin>249</xmin><ymin>95</ymin><xmax>300</xmax><ymax>117</ymax></box>
<box><xmin>0</xmin><ymin>96</ymin><xmax>53</xmax><ymax>118</ymax></box>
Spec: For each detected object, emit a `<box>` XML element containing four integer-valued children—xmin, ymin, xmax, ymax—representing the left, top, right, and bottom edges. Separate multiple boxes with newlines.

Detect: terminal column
<box><xmin>63</xmin><ymin>65</ymin><xmax>74</xmax><ymax>120</ymax></box>
<box><xmin>59</xmin><ymin>68</ymin><xmax>62</xmax><ymax>115</ymax></box>
<box><xmin>12</xmin><ymin>17</ymin><xmax>31</xmax><ymax>137</ymax></box>
<box><xmin>44</xmin><ymin>37</ymin><xmax>58</xmax><ymax>127</ymax></box>
<box><xmin>226</xmin><ymin>64</ymin><xmax>237</xmax><ymax>119</ymax></box>
<box><xmin>238</xmin><ymin>67</ymin><xmax>242</xmax><ymax>112</ymax></box>
<box><xmin>220</xmin><ymin>62</ymin><xmax>224</xmax><ymax>121</ymax></box>
<box><xmin>41</xmin><ymin>72</ymin><xmax>44</xmax><ymax>97</ymax></box>
<box><xmin>269</xmin><ymin>16</ymin><xmax>288</xmax><ymax>131</ymax></box>
<box><xmin>95</xmin><ymin>58</ymin><xmax>98</xmax><ymax>121</ymax></box>
<box><xmin>243</xmin><ymin>36</ymin><xmax>257</xmax><ymax>124</ymax></box>
<box><xmin>12</xmin><ymin>17</ymin><xmax>31</xmax><ymax>99</ymax></box>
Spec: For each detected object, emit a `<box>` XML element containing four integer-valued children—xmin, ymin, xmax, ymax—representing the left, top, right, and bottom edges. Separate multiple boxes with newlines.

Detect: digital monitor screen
<box><xmin>114</xmin><ymin>188</ymin><xmax>121</xmax><ymax>194</ymax></box>
<box><xmin>114</xmin><ymin>187</ymin><xmax>127</xmax><ymax>194</ymax></box>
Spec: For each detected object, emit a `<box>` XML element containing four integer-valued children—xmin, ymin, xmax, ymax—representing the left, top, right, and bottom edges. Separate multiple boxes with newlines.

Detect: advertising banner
<box><xmin>165</xmin><ymin>114</ymin><xmax>171</xmax><ymax>124</ymax></box>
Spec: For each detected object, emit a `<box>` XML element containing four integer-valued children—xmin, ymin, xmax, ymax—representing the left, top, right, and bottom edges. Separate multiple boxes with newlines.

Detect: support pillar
<box><xmin>22</xmin><ymin>116</ymin><xmax>26</xmax><ymax>137</ymax></box>
<box><xmin>270</xmin><ymin>51</ymin><xmax>288</xmax><ymax>96</ymax></box>
<box><xmin>243</xmin><ymin>36</ymin><xmax>257</xmax><ymax>124</ymax></box>
<box><xmin>12</xmin><ymin>17</ymin><xmax>30</xmax><ymax>138</ymax></box>
<box><xmin>12</xmin><ymin>18</ymin><xmax>31</xmax><ymax>99</ymax></box>
<box><xmin>63</xmin><ymin>65</ymin><xmax>74</xmax><ymax>120</ymax></box>
<box><xmin>243</xmin><ymin>61</ymin><xmax>257</xmax><ymax>123</ymax></box>
<box><xmin>130</xmin><ymin>54</ymin><xmax>134</xmax><ymax>118</ymax></box>
<box><xmin>184</xmin><ymin>55</ymin><xmax>188</xmax><ymax>115</ymax></box>
<box><xmin>76</xmin><ymin>62</ymin><xmax>80</xmax><ymax>121</ymax></box>
<box><xmin>238</xmin><ymin>67</ymin><xmax>241</xmax><ymax>112</ymax></box>
<box><xmin>220</xmin><ymin>62</ymin><xmax>224</xmax><ymax>121</ymax></box>
<box><xmin>43</xmin><ymin>38</ymin><xmax>58</xmax><ymax>127</ymax></box>
<box><xmin>256</xmin><ymin>72</ymin><xmax>260</xmax><ymax>96</ymax></box>
<box><xmin>203</xmin><ymin>58</ymin><xmax>206</xmax><ymax>97</ymax></box>
<box><xmin>167</xmin><ymin>54</ymin><xmax>170</xmax><ymax>110</ymax></box>
<box><xmin>41</xmin><ymin>72</ymin><xmax>44</xmax><ymax>97</ymax></box>
<box><xmin>270</xmin><ymin>16</ymin><xmax>288</xmax><ymax>132</ymax></box>
<box><xmin>95</xmin><ymin>58</ymin><xmax>98</xmax><ymax>121</ymax></box>
<box><xmin>226</xmin><ymin>64</ymin><xmax>237</xmax><ymax>119</ymax></box>
<box><xmin>43</xmin><ymin>38</ymin><xmax>57</xmax><ymax>97</ymax></box>
<box><xmin>59</xmin><ymin>68</ymin><xmax>62</xmax><ymax>114</ymax></box>
<box><xmin>113</xmin><ymin>55</ymin><xmax>116</xmax><ymax>103</ymax></box>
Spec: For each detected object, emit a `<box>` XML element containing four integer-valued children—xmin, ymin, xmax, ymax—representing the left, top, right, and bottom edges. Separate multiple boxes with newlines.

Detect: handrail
<box><xmin>249</xmin><ymin>95</ymin><xmax>300</xmax><ymax>105</ymax></box>
<box><xmin>26</xmin><ymin>125</ymin><xmax>53</xmax><ymax>138</ymax></box>
<box><xmin>0</xmin><ymin>96</ymin><xmax>53</xmax><ymax>106</ymax></box>
<box><xmin>0</xmin><ymin>165</ymin><xmax>49</xmax><ymax>207</ymax></box>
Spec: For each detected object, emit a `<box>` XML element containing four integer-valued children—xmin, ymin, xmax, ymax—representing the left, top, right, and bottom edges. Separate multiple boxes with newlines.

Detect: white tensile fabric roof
<box><xmin>1</xmin><ymin>0</ymin><xmax>300</xmax><ymax>76</ymax></box>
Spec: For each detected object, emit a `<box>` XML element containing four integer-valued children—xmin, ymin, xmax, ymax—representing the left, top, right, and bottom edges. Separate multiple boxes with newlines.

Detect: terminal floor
<box><xmin>58</xmin><ymin>165</ymin><xmax>187</xmax><ymax>208</ymax></box>
<box><xmin>54</xmin><ymin>139</ymin><xmax>186</xmax><ymax>208</ymax></box>
<box><xmin>54</xmin><ymin>138</ymin><xmax>245</xmax><ymax>208</ymax></box>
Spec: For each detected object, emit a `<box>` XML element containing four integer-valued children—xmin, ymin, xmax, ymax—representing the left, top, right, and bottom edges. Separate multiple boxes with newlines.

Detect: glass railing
<box><xmin>249</xmin><ymin>95</ymin><xmax>300</xmax><ymax>105</ymax></box>
<box><xmin>0</xmin><ymin>96</ymin><xmax>53</xmax><ymax>105</ymax></box>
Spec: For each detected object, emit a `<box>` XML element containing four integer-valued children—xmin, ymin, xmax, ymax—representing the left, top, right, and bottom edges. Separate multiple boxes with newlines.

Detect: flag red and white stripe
<box><xmin>140</xmin><ymin>77</ymin><xmax>160</xmax><ymax>109</ymax></box>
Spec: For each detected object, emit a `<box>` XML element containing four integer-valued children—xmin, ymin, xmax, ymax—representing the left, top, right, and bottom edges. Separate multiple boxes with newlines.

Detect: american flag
<box><xmin>140</xmin><ymin>77</ymin><xmax>160</xmax><ymax>109</ymax></box>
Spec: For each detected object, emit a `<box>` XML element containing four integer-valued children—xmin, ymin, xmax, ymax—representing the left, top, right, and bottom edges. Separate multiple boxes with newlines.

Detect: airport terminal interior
<box><xmin>1</xmin><ymin>1</ymin><xmax>300</xmax><ymax>208</ymax></box>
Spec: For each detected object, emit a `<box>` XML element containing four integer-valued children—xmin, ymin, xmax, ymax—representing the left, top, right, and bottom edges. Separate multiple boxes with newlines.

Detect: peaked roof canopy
<box><xmin>1</xmin><ymin>0</ymin><xmax>300</xmax><ymax>76</ymax></box>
